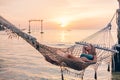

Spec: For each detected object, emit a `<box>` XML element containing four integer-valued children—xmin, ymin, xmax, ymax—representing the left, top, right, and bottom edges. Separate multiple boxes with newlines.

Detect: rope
<box><xmin>60</xmin><ymin>67</ymin><xmax>64</xmax><ymax>80</ymax></box>
<box><xmin>109</xmin><ymin>12</ymin><xmax>117</xmax><ymax>24</ymax></box>
<box><xmin>62</xmin><ymin>68</ymin><xmax>85</xmax><ymax>78</ymax></box>
<box><xmin>107</xmin><ymin>63</ymin><xmax>110</xmax><ymax>72</ymax></box>
<box><xmin>94</xmin><ymin>70</ymin><xmax>97</xmax><ymax>80</ymax></box>
<box><xmin>81</xmin><ymin>12</ymin><xmax>116</xmax><ymax>42</ymax></box>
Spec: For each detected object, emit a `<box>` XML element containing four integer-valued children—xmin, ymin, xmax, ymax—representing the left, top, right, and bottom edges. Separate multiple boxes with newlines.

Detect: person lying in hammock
<box><xmin>80</xmin><ymin>44</ymin><xmax>97</xmax><ymax>62</ymax></box>
<box><xmin>57</xmin><ymin>44</ymin><xmax>97</xmax><ymax>63</ymax></box>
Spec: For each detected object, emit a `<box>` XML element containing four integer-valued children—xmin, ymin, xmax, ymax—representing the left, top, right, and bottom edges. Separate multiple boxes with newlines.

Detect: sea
<box><xmin>0</xmin><ymin>29</ymin><xmax>120</xmax><ymax>80</ymax></box>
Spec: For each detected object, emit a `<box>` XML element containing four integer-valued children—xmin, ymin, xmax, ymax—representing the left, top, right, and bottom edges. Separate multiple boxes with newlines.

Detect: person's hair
<box><xmin>82</xmin><ymin>45</ymin><xmax>87</xmax><ymax>53</ymax></box>
<box><xmin>82</xmin><ymin>44</ymin><xmax>96</xmax><ymax>55</ymax></box>
<box><xmin>89</xmin><ymin>44</ymin><xmax>96</xmax><ymax>55</ymax></box>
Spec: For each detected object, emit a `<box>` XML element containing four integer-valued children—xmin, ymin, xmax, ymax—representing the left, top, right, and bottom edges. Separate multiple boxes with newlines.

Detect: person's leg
<box><xmin>65</xmin><ymin>54</ymin><xmax>85</xmax><ymax>62</ymax></box>
<box><xmin>65</xmin><ymin>54</ymin><xmax>77</xmax><ymax>59</ymax></box>
<box><xmin>80</xmin><ymin>57</ymin><xmax>90</xmax><ymax>62</ymax></box>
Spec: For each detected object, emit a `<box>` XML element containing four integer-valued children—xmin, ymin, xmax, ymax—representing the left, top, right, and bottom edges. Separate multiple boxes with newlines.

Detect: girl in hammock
<box><xmin>80</xmin><ymin>44</ymin><xmax>97</xmax><ymax>62</ymax></box>
<box><xmin>57</xmin><ymin>44</ymin><xmax>97</xmax><ymax>63</ymax></box>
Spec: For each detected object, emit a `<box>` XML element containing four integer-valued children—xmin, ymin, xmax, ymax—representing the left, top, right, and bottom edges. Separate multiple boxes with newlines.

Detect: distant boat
<box><xmin>67</xmin><ymin>29</ymin><xmax>72</xmax><ymax>31</ymax></box>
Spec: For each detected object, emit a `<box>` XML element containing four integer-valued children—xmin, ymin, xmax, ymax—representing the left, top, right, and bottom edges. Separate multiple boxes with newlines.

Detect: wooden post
<box><xmin>40</xmin><ymin>20</ymin><xmax>44</xmax><ymax>34</ymax></box>
<box><xmin>112</xmin><ymin>0</ymin><xmax>120</xmax><ymax>72</ymax></box>
<box><xmin>118</xmin><ymin>0</ymin><xmax>120</xmax><ymax>9</ymax></box>
<box><xmin>28</xmin><ymin>20</ymin><xmax>31</xmax><ymax>34</ymax></box>
<box><xmin>118</xmin><ymin>0</ymin><xmax>120</xmax><ymax>44</ymax></box>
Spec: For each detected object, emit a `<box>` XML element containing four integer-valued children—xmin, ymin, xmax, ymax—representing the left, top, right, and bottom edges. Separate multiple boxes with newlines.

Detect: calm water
<box><xmin>0</xmin><ymin>30</ymin><xmax>119</xmax><ymax>80</ymax></box>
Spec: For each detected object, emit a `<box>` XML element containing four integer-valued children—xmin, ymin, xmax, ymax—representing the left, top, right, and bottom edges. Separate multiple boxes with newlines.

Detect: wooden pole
<box><xmin>112</xmin><ymin>0</ymin><xmax>120</xmax><ymax>72</ymax></box>
<box><xmin>40</xmin><ymin>20</ymin><xmax>44</xmax><ymax>34</ymax></box>
<box><xmin>28</xmin><ymin>20</ymin><xmax>31</xmax><ymax>34</ymax></box>
<box><xmin>118</xmin><ymin>0</ymin><xmax>120</xmax><ymax>9</ymax></box>
<box><xmin>118</xmin><ymin>0</ymin><xmax>120</xmax><ymax>44</ymax></box>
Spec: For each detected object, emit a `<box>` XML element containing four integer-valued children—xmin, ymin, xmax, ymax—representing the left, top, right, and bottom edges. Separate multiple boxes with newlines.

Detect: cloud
<box><xmin>0</xmin><ymin>0</ymin><xmax>118</xmax><ymax>29</ymax></box>
<box><xmin>0</xmin><ymin>0</ymin><xmax>15</xmax><ymax>6</ymax></box>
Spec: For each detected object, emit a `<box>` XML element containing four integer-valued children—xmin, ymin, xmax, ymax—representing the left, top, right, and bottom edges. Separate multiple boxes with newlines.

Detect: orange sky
<box><xmin>0</xmin><ymin>0</ymin><xmax>118</xmax><ymax>30</ymax></box>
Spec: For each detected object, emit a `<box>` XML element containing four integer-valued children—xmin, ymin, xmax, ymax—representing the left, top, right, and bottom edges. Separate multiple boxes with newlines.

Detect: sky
<box><xmin>0</xmin><ymin>0</ymin><xmax>119</xmax><ymax>30</ymax></box>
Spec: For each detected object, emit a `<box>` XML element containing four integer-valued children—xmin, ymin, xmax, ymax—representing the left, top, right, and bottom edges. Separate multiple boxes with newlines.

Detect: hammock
<box><xmin>0</xmin><ymin>15</ymin><xmax>118</xmax><ymax>79</ymax></box>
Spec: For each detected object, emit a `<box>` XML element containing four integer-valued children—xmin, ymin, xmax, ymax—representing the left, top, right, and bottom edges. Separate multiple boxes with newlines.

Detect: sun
<box><xmin>52</xmin><ymin>17</ymin><xmax>70</xmax><ymax>28</ymax></box>
<box><xmin>59</xmin><ymin>18</ymin><xmax>69</xmax><ymax>27</ymax></box>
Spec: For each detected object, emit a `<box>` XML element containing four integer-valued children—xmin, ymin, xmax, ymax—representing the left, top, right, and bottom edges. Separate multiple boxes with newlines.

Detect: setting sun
<box><xmin>59</xmin><ymin>18</ymin><xmax>69</xmax><ymax>27</ymax></box>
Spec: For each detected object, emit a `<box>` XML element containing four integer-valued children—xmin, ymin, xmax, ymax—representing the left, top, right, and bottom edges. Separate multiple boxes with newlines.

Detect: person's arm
<box><xmin>92</xmin><ymin>55</ymin><xmax>97</xmax><ymax>62</ymax></box>
<box><xmin>91</xmin><ymin>45</ymin><xmax>97</xmax><ymax>62</ymax></box>
<box><xmin>82</xmin><ymin>46</ymin><xmax>87</xmax><ymax>53</ymax></box>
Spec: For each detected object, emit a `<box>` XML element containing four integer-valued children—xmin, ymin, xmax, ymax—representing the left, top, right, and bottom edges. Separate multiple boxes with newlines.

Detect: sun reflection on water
<box><xmin>60</xmin><ymin>31</ymin><xmax>66</xmax><ymax>42</ymax></box>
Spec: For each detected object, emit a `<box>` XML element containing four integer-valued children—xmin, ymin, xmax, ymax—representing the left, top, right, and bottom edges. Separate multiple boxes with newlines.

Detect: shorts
<box><xmin>80</xmin><ymin>53</ymin><xmax>94</xmax><ymax>60</ymax></box>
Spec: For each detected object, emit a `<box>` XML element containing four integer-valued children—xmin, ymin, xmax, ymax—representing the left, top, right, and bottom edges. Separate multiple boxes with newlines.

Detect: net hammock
<box><xmin>0</xmin><ymin>14</ymin><xmax>118</xmax><ymax>79</ymax></box>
